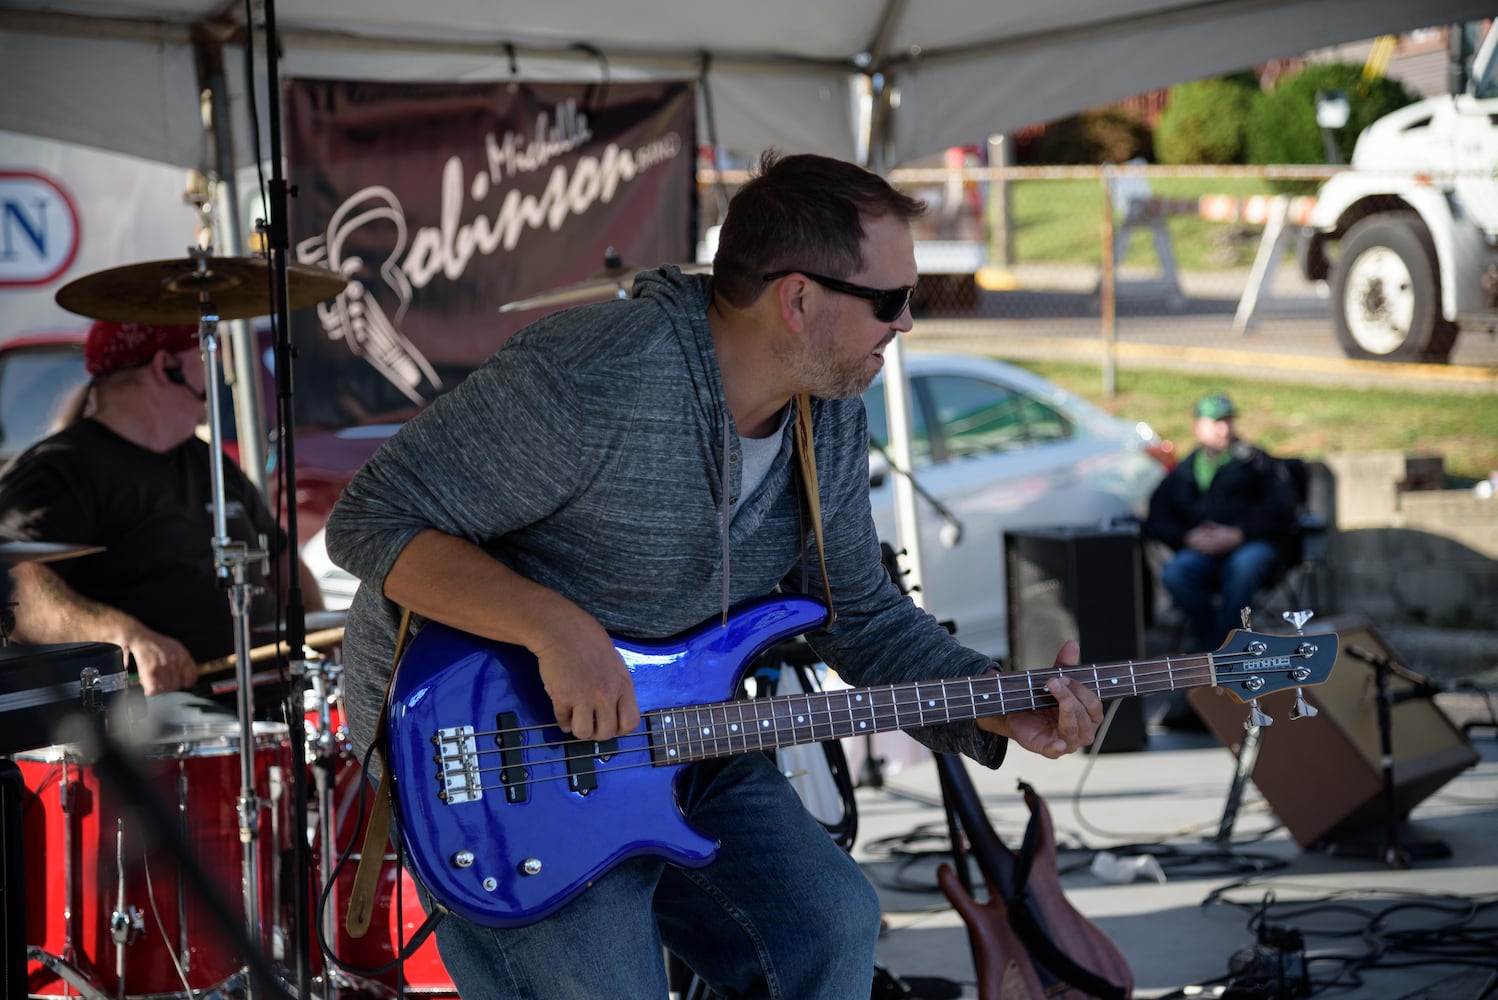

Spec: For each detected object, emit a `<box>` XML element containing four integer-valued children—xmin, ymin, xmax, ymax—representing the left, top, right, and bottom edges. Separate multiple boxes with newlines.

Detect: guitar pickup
<box><xmin>496</xmin><ymin>711</ymin><xmax>529</xmax><ymax>804</ymax></box>
<box><xmin>435</xmin><ymin>726</ymin><xmax>482</xmax><ymax>805</ymax></box>
<box><xmin>565</xmin><ymin>738</ymin><xmax>618</xmax><ymax>795</ymax></box>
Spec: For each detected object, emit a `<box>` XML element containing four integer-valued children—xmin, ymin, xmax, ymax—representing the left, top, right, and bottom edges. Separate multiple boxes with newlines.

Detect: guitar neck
<box><xmin>649</xmin><ymin>652</ymin><xmax>1217</xmax><ymax>764</ymax></box>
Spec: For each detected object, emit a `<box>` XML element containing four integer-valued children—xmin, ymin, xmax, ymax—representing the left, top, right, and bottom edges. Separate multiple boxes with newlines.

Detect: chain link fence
<box><xmin>698</xmin><ymin>164</ymin><xmax>1498</xmax><ymax>387</ymax></box>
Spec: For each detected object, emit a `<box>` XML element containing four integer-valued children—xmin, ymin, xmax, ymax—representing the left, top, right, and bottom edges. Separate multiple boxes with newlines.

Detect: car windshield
<box><xmin>0</xmin><ymin>343</ymin><xmax>90</xmax><ymax>461</ymax></box>
<box><xmin>863</xmin><ymin>372</ymin><xmax>1073</xmax><ymax>468</ymax></box>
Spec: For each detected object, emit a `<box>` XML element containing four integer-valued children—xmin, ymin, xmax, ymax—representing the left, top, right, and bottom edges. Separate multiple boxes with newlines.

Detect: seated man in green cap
<box><xmin>1145</xmin><ymin>392</ymin><xmax>1298</xmax><ymax>651</ymax></box>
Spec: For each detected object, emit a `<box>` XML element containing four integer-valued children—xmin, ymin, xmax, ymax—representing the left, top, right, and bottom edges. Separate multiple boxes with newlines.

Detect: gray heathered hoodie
<box><xmin>325</xmin><ymin>266</ymin><xmax>1007</xmax><ymax>771</ymax></box>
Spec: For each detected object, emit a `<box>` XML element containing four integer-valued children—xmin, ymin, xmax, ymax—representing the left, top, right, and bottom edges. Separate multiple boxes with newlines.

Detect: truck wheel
<box><xmin>1330</xmin><ymin>212</ymin><xmax>1457</xmax><ymax>363</ymax></box>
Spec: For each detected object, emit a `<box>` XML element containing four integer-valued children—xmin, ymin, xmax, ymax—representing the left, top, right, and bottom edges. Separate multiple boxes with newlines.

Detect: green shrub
<box><xmin>1245</xmin><ymin>62</ymin><xmax>1418</xmax><ymax>165</ymax></box>
<box><xmin>1029</xmin><ymin>107</ymin><xmax>1154</xmax><ymax>164</ymax></box>
<box><xmin>1155</xmin><ymin>75</ymin><xmax>1260</xmax><ymax>164</ymax></box>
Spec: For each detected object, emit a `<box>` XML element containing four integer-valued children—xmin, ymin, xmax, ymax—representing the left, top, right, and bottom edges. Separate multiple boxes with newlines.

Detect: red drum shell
<box><xmin>20</xmin><ymin>721</ymin><xmax>292</xmax><ymax>998</ymax></box>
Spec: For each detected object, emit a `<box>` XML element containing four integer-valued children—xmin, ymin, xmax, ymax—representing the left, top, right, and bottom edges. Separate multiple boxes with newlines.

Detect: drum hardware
<box><xmin>53</xmin><ymin>255</ymin><xmax>347</xmax><ymax>326</ymax></box>
<box><xmin>498</xmin><ymin>248</ymin><xmax>710</xmax><ymax>312</ymax></box>
<box><xmin>0</xmin><ymin>540</ymin><xmax>107</xmax><ymax>565</ymax></box>
<box><xmin>55</xmin><ymin>245</ymin><xmax>344</xmax><ymax>1000</ymax></box>
<box><xmin>19</xmin><ymin>720</ymin><xmax>297</xmax><ymax>999</ymax></box>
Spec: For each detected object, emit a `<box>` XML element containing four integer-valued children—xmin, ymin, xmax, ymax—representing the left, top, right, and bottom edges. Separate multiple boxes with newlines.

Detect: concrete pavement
<box><xmin>857</xmin><ymin>689</ymin><xmax>1497</xmax><ymax>999</ymax></box>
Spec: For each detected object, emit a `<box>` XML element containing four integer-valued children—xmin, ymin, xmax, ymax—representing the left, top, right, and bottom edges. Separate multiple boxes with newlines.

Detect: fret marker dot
<box><xmin>795</xmin><ymin>715</ymin><xmax>806</xmax><ymax>724</ymax></box>
<box><xmin>730</xmin><ymin>724</ymin><xmax>740</xmax><ymax>732</ymax></box>
<box><xmin>761</xmin><ymin>720</ymin><xmax>771</xmax><ymax>728</ymax></box>
<box><xmin>854</xmin><ymin>694</ymin><xmax>864</xmax><ymax>702</ymax></box>
<box><xmin>858</xmin><ymin>721</ymin><xmax>868</xmax><ymax>729</ymax></box>
<box><xmin>1109</xmin><ymin>678</ymin><xmax>1119</xmax><ymax>685</ymax></box>
<box><xmin>667</xmin><ymin>749</ymin><xmax>677</xmax><ymax>757</ymax></box>
<box><xmin>663</xmin><ymin>715</ymin><xmax>674</xmax><ymax>725</ymax></box>
<box><xmin>927</xmin><ymin>700</ymin><xmax>937</xmax><ymax>708</ymax></box>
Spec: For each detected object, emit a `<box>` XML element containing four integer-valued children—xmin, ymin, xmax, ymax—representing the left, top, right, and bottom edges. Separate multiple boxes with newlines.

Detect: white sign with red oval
<box><xmin>0</xmin><ymin>171</ymin><xmax>81</xmax><ymax>288</ymax></box>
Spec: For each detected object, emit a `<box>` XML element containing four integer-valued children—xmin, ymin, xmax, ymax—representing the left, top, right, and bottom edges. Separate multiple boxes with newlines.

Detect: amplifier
<box><xmin>1005</xmin><ymin>525</ymin><xmax>1148</xmax><ymax>752</ymax></box>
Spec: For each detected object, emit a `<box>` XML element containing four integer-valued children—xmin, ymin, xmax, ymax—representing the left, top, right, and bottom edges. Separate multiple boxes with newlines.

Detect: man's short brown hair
<box><xmin>712</xmin><ymin>151</ymin><xmax>925</xmax><ymax>309</ymax></box>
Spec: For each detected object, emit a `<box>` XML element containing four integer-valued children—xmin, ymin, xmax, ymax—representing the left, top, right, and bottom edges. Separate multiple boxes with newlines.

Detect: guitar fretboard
<box><xmin>648</xmin><ymin>653</ymin><xmax>1219</xmax><ymax>764</ymax></box>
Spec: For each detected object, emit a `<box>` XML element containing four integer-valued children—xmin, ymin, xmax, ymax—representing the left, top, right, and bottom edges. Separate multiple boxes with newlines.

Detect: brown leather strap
<box><xmin>346</xmin><ymin>606</ymin><xmax>413</xmax><ymax>937</ymax></box>
<box><xmin>794</xmin><ymin>393</ymin><xmax>835</xmax><ymax>626</ymax></box>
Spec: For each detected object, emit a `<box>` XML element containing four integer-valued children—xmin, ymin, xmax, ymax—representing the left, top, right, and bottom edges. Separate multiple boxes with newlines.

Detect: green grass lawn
<box><xmin>1004</xmin><ymin>177</ymin><xmax>1284</xmax><ymax>271</ymax></box>
<box><xmin>1014</xmin><ymin>359</ymin><xmax>1498</xmax><ymax>486</ymax></box>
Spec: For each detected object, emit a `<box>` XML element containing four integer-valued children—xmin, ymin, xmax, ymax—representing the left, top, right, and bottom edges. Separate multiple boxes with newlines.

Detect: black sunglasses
<box><xmin>762</xmin><ymin>269</ymin><xmax>915</xmax><ymax>324</ymax></box>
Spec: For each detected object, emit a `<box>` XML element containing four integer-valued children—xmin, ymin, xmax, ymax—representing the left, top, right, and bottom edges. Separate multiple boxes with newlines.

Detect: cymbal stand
<box><xmin>302</xmin><ymin>651</ymin><xmax>348</xmax><ymax>999</ymax></box>
<box><xmin>193</xmin><ymin>251</ymin><xmax>273</xmax><ymax>1000</ymax></box>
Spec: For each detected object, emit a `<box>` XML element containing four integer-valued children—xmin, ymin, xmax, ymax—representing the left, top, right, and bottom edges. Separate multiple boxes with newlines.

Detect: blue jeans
<box><xmin>1161</xmin><ymin>540</ymin><xmax>1282</xmax><ymax>650</ymax></box>
<box><xmin>425</xmin><ymin>752</ymin><xmax>882</xmax><ymax>999</ymax></box>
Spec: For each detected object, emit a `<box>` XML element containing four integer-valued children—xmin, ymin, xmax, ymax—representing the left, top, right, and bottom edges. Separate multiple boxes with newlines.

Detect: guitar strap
<box><xmin>793</xmin><ymin>392</ymin><xmax>836</xmax><ymax>626</ymax></box>
<box><xmin>345</xmin><ymin>606</ymin><xmax>415</xmax><ymax>938</ymax></box>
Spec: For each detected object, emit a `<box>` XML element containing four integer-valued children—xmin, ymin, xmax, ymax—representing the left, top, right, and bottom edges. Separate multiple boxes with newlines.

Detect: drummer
<box><xmin>0</xmin><ymin>319</ymin><xmax>323</xmax><ymax>696</ymax></box>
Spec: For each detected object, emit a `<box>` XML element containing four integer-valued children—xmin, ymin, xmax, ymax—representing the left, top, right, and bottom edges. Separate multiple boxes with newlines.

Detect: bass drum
<box><xmin>308</xmin><ymin>695</ymin><xmax>457</xmax><ymax>997</ymax></box>
<box><xmin>20</xmin><ymin>716</ymin><xmax>293</xmax><ymax>998</ymax></box>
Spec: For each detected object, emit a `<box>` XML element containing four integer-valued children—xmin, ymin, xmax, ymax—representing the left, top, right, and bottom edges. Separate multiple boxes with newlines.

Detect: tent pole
<box><xmin>862</xmin><ymin>70</ymin><xmax>931</xmax><ymax>611</ymax></box>
<box><xmin>195</xmin><ymin>33</ymin><xmax>270</xmax><ymax>495</ymax></box>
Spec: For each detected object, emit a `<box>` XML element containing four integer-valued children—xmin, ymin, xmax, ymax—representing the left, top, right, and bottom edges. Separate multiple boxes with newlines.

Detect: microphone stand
<box><xmin>257</xmin><ymin>0</ymin><xmax>318</xmax><ymax>994</ymax></box>
<box><xmin>1340</xmin><ymin>644</ymin><xmax>1451</xmax><ymax>868</ymax></box>
<box><xmin>191</xmin><ymin>266</ymin><xmax>273</xmax><ymax>997</ymax></box>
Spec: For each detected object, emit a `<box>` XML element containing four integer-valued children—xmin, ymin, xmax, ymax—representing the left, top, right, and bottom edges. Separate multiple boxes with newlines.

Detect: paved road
<box><xmin>907</xmin><ymin>265</ymin><xmax>1498</xmax><ymax>392</ymax></box>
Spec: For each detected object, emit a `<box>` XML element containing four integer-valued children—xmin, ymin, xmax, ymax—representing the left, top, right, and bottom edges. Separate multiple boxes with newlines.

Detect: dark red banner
<box><xmin>286</xmin><ymin>78</ymin><xmax>696</xmax><ymax>429</ymax></box>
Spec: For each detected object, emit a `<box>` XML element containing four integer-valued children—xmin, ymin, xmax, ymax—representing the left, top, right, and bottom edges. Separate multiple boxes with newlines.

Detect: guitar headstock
<box><xmin>1209</xmin><ymin>627</ymin><xmax>1339</xmax><ymax>708</ymax></box>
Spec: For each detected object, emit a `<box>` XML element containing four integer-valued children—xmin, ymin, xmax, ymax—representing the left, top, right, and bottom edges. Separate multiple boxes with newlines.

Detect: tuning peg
<box><xmin>1246</xmin><ymin>698</ymin><xmax>1273</xmax><ymax>729</ymax></box>
<box><xmin>1239</xmin><ymin>606</ymin><xmax>1253</xmax><ymax>630</ymax></box>
<box><xmin>1290</xmin><ymin>688</ymin><xmax>1319</xmax><ymax>721</ymax></box>
<box><xmin>1282</xmin><ymin>610</ymin><xmax>1315</xmax><ymax>634</ymax></box>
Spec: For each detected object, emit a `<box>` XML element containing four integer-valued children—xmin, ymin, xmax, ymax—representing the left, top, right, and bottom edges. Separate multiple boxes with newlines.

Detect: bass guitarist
<box><xmin>324</xmin><ymin>150</ymin><xmax>1104</xmax><ymax>999</ymax></box>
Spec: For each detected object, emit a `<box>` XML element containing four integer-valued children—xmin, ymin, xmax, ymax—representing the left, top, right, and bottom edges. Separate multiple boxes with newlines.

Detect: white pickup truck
<box><xmin>1300</xmin><ymin>21</ymin><xmax>1498</xmax><ymax>363</ymax></box>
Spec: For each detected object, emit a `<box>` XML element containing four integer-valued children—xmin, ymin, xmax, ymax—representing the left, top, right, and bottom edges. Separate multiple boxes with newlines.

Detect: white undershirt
<box><xmin>735</xmin><ymin>409</ymin><xmax>791</xmax><ymax>518</ymax></box>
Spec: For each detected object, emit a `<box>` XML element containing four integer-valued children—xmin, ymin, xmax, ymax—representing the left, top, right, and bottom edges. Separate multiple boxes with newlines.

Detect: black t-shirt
<box><xmin>0</xmin><ymin>419</ymin><xmax>285</xmax><ymax>663</ymax></box>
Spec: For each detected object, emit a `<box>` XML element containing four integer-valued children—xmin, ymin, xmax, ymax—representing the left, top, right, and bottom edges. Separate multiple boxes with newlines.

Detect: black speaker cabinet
<box><xmin>1005</xmin><ymin>525</ymin><xmax>1147</xmax><ymax>752</ymax></box>
<box><xmin>1188</xmin><ymin>614</ymin><xmax>1479</xmax><ymax>848</ymax></box>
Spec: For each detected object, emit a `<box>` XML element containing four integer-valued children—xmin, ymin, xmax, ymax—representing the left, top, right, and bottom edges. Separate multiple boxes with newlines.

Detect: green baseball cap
<box><xmin>1194</xmin><ymin>393</ymin><xmax>1236</xmax><ymax>420</ymax></box>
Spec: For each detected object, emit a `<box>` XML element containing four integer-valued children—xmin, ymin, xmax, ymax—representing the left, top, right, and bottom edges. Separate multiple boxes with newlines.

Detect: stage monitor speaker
<box><xmin>1188</xmin><ymin>614</ymin><xmax>1479</xmax><ymax>848</ymax></box>
<box><xmin>1005</xmin><ymin>525</ymin><xmax>1147</xmax><ymax>753</ymax></box>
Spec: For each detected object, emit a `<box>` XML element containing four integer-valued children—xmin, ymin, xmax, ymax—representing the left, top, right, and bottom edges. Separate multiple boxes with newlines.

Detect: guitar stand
<box><xmin>1211</xmin><ymin>720</ymin><xmax>1263</xmax><ymax>846</ymax></box>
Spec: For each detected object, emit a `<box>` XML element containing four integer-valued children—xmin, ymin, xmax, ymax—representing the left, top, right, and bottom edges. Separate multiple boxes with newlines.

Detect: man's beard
<box><xmin>783</xmin><ymin>315</ymin><xmax>882</xmax><ymax>399</ymax></box>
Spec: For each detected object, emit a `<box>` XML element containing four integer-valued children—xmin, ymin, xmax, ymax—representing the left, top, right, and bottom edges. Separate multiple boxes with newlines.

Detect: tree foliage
<box><xmin>1155</xmin><ymin>75</ymin><xmax>1260</xmax><ymax>165</ymax></box>
<box><xmin>1245</xmin><ymin>62</ymin><xmax>1418</xmax><ymax>165</ymax></box>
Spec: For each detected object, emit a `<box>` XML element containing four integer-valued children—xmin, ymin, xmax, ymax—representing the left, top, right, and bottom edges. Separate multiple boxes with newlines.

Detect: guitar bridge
<box><xmin>435</xmin><ymin>726</ymin><xmax>482</xmax><ymax>804</ymax></box>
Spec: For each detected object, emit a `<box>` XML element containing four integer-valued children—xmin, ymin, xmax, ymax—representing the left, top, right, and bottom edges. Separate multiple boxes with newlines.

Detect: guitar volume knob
<box><xmin>520</xmin><ymin>857</ymin><xmax>543</xmax><ymax>877</ymax></box>
<box><xmin>452</xmin><ymin>850</ymin><xmax>475</xmax><ymax>868</ymax></box>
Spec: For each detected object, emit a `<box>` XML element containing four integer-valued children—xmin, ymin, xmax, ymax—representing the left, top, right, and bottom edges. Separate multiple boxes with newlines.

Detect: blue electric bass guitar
<box><xmin>385</xmin><ymin>594</ymin><xmax>1338</xmax><ymax>928</ymax></box>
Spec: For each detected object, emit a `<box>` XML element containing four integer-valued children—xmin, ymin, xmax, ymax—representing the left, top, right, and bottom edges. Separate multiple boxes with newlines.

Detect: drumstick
<box><xmin>197</xmin><ymin>627</ymin><xmax>346</xmax><ymax>677</ymax></box>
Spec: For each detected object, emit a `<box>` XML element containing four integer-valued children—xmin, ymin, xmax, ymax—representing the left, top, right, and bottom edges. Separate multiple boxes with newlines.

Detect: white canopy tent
<box><xmin>3</xmin><ymin>0</ymin><xmax>1491</xmax><ymax>602</ymax></box>
<box><xmin>3</xmin><ymin>0</ymin><xmax>1493</xmax><ymax>172</ymax></box>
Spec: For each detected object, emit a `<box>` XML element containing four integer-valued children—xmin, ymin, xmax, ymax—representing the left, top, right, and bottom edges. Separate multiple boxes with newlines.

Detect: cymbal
<box><xmin>0</xmin><ymin>541</ymin><xmax>105</xmax><ymax>565</ymax></box>
<box><xmin>55</xmin><ymin>255</ymin><xmax>348</xmax><ymax>324</ymax></box>
<box><xmin>500</xmin><ymin>254</ymin><xmax>710</xmax><ymax>313</ymax></box>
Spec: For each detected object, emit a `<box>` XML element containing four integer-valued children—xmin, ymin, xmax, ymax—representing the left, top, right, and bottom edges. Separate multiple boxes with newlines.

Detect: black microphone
<box><xmin>165</xmin><ymin>365</ymin><xmax>208</xmax><ymax>402</ymax></box>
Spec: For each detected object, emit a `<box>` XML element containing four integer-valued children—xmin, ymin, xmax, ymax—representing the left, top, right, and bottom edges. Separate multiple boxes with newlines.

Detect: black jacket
<box><xmin>1145</xmin><ymin>441</ymin><xmax>1298</xmax><ymax>558</ymax></box>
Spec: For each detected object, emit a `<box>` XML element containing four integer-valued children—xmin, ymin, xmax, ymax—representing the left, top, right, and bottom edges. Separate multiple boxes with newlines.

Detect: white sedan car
<box><xmin>304</xmin><ymin>352</ymin><xmax>1169</xmax><ymax>662</ymax></box>
<box><xmin>862</xmin><ymin>352</ymin><xmax>1168</xmax><ymax>661</ymax></box>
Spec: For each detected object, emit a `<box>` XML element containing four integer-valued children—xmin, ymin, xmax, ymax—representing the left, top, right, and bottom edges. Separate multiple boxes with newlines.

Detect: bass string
<box><xmin>454</xmin><ymin>651</ymin><xmax>1313</xmax><ymax>793</ymax></box>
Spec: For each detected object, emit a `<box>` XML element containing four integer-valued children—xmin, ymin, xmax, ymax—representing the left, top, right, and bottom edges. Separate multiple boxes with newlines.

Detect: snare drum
<box><xmin>19</xmin><ymin>719</ymin><xmax>293</xmax><ymax>998</ymax></box>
